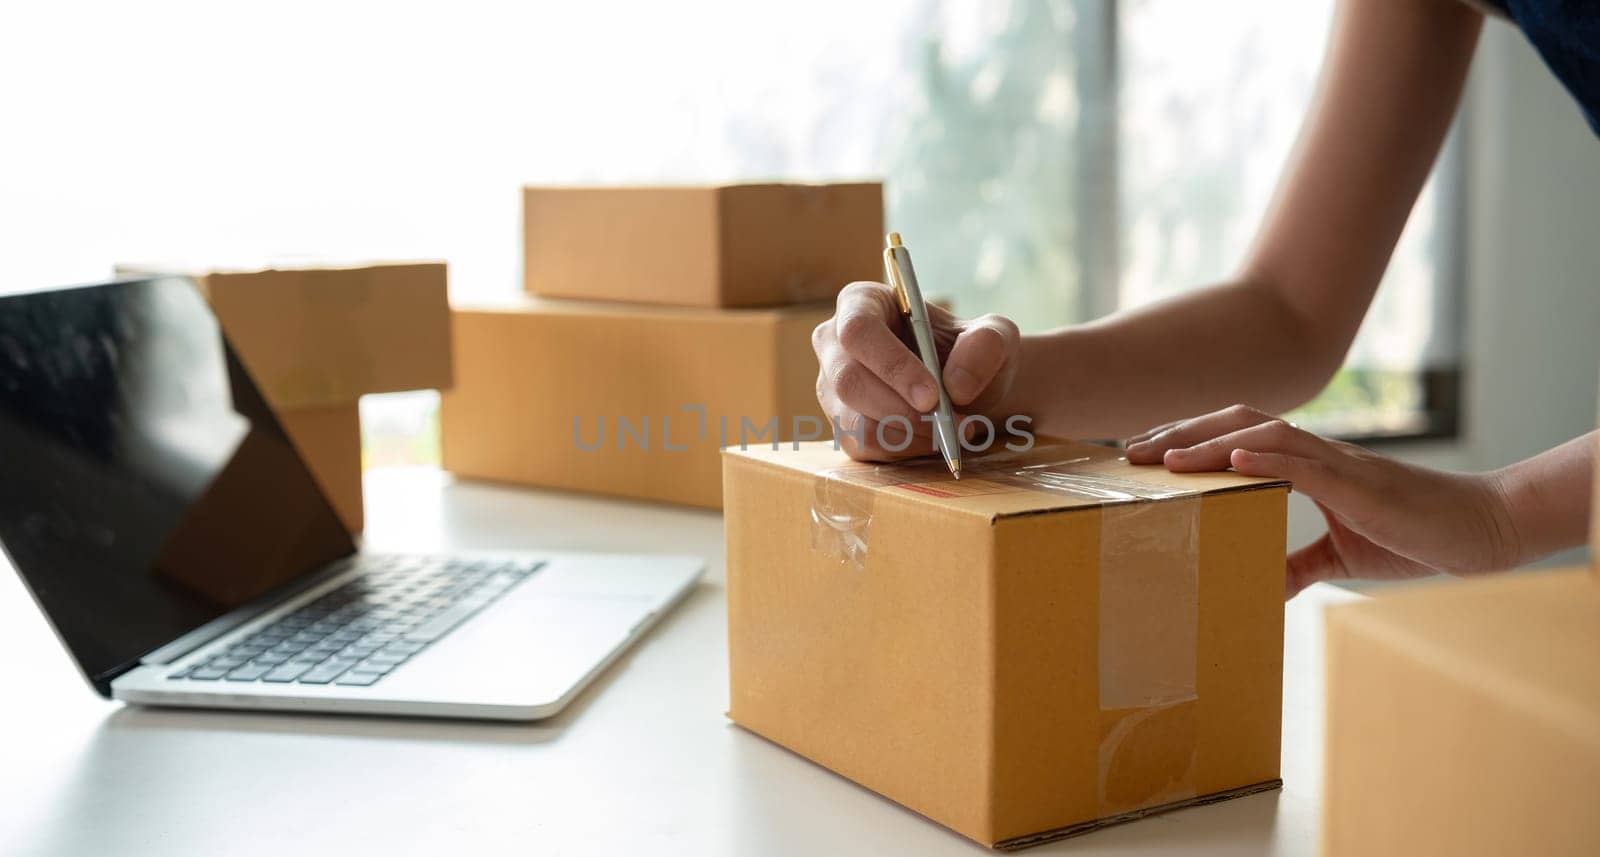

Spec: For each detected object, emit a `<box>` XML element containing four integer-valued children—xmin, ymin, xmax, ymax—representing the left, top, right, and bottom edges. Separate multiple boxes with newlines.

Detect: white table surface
<box><xmin>0</xmin><ymin>467</ymin><xmax>1357</xmax><ymax>857</ymax></box>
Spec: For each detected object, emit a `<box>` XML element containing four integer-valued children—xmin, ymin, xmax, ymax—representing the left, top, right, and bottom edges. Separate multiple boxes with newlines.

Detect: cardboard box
<box><xmin>278</xmin><ymin>404</ymin><xmax>364</xmax><ymax>533</ymax></box>
<box><xmin>116</xmin><ymin>261</ymin><xmax>453</xmax><ymax>409</ymax></box>
<box><xmin>440</xmin><ymin>300</ymin><xmax>831</xmax><ymax>509</ymax></box>
<box><xmin>116</xmin><ymin>261</ymin><xmax>454</xmax><ymax>532</ymax></box>
<box><xmin>523</xmin><ymin>183</ymin><xmax>884</xmax><ymax>308</ymax></box>
<box><xmin>1323</xmin><ymin>568</ymin><xmax>1600</xmax><ymax>857</ymax></box>
<box><xmin>722</xmin><ymin>441</ymin><xmax>1290</xmax><ymax>848</ymax></box>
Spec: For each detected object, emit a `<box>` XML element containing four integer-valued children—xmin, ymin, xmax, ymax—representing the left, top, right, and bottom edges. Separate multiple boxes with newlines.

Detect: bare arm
<box><xmin>1004</xmin><ymin>0</ymin><xmax>1484</xmax><ymax>437</ymax></box>
<box><xmin>1494</xmin><ymin>433</ymin><xmax>1598</xmax><ymax>567</ymax></box>
<box><xmin>813</xmin><ymin>0</ymin><xmax>1483</xmax><ymax>460</ymax></box>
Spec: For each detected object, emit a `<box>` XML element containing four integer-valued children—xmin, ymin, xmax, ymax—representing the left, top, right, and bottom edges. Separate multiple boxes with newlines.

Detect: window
<box><xmin>2</xmin><ymin>0</ymin><xmax>1462</xmax><ymax>453</ymax></box>
<box><xmin>883</xmin><ymin>0</ymin><xmax>1462</xmax><ymax>439</ymax></box>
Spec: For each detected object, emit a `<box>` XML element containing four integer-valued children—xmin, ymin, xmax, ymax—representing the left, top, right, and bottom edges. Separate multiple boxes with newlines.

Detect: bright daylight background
<box><xmin>0</xmin><ymin>0</ymin><xmax>1456</xmax><ymax>465</ymax></box>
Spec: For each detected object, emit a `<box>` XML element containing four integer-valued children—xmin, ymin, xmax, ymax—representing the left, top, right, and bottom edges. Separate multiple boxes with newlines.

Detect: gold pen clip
<box><xmin>883</xmin><ymin>232</ymin><xmax>911</xmax><ymax>314</ymax></box>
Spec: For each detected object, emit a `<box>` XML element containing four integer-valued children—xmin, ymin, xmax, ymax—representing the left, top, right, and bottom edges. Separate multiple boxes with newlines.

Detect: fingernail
<box><xmin>944</xmin><ymin>367</ymin><xmax>977</xmax><ymax>404</ymax></box>
<box><xmin>909</xmin><ymin>383</ymin><xmax>936</xmax><ymax>411</ymax></box>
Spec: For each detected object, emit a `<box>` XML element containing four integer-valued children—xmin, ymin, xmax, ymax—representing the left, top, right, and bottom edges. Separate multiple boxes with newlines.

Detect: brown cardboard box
<box><xmin>722</xmin><ymin>440</ymin><xmax>1290</xmax><ymax>848</ymax></box>
<box><xmin>115</xmin><ymin>261</ymin><xmax>454</xmax><ymax>533</ymax></box>
<box><xmin>440</xmin><ymin>300</ymin><xmax>831</xmax><ymax>509</ymax></box>
<box><xmin>1323</xmin><ymin>568</ymin><xmax>1600</xmax><ymax>857</ymax></box>
<box><xmin>523</xmin><ymin>183</ymin><xmax>884</xmax><ymax>308</ymax></box>
<box><xmin>116</xmin><ymin>262</ymin><xmax>453</xmax><ymax>409</ymax></box>
<box><xmin>278</xmin><ymin>404</ymin><xmax>364</xmax><ymax>533</ymax></box>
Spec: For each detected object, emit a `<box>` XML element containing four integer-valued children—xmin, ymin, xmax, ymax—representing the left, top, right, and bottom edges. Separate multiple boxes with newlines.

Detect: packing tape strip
<box><xmin>1095</xmin><ymin>489</ymin><xmax>1200</xmax><ymax>815</ymax></box>
<box><xmin>808</xmin><ymin>445</ymin><xmax>1201</xmax><ymax>815</ymax></box>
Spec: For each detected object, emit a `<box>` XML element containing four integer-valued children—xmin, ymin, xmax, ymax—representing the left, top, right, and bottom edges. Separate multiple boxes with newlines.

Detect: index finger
<box><xmin>832</xmin><ymin>282</ymin><xmax>938</xmax><ymax>412</ymax></box>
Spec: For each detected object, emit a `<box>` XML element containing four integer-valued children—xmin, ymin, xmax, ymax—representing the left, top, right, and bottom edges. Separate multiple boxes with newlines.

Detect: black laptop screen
<box><xmin>0</xmin><ymin>278</ymin><xmax>355</xmax><ymax>692</ymax></box>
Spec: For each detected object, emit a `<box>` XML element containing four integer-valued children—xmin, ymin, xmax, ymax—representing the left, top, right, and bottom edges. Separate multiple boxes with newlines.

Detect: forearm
<box><xmin>997</xmin><ymin>0</ymin><xmax>1481</xmax><ymax>442</ymax></box>
<box><xmin>1003</xmin><ymin>279</ymin><xmax>1341</xmax><ymax>438</ymax></box>
<box><xmin>1492</xmin><ymin>433</ymin><xmax>1597</xmax><ymax>566</ymax></box>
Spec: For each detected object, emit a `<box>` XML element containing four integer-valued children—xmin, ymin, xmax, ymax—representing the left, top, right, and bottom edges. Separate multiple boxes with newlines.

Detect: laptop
<box><xmin>0</xmin><ymin>276</ymin><xmax>704</xmax><ymax>720</ymax></box>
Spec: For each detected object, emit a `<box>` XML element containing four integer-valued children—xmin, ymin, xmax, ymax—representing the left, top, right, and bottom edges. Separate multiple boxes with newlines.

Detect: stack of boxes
<box><xmin>439</xmin><ymin>183</ymin><xmax>884</xmax><ymax>508</ymax></box>
<box><xmin>114</xmin><ymin>261</ymin><xmax>454</xmax><ymax>533</ymax></box>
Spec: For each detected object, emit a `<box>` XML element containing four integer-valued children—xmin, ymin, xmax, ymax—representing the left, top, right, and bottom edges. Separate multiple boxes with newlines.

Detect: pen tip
<box><xmin>887</xmin><ymin>232</ymin><xmax>903</xmax><ymax>248</ymax></box>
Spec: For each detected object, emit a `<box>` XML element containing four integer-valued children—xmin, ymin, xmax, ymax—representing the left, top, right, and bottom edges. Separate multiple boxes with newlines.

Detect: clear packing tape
<box><xmin>810</xmin><ymin>447</ymin><xmax>1201</xmax><ymax>818</ymax></box>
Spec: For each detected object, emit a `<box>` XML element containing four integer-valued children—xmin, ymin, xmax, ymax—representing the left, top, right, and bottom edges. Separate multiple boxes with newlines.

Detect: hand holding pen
<box><xmin>810</xmin><ymin>235</ymin><xmax>1024</xmax><ymax>464</ymax></box>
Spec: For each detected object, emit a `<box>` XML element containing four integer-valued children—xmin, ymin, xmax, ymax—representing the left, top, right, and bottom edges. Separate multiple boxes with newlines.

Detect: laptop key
<box><xmin>263</xmin><ymin>663</ymin><xmax>315</xmax><ymax>683</ymax></box>
<box><xmin>334</xmin><ymin>672</ymin><xmax>382</xmax><ymax>687</ymax></box>
<box><xmin>298</xmin><ymin>659</ymin><xmax>358</xmax><ymax>684</ymax></box>
<box><xmin>226</xmin><ymin>664</ymin><xmax>272</xmax><ymax>681</ymax></box>
<box><xmin>161</xmin><ymin>554</ymin><xmax>539</xmax><ymax>688</ymax></box>
<box><xmin>404</xmin><ymin>599</ymin><xmax>492</xmax><ymax>643</ymax></box>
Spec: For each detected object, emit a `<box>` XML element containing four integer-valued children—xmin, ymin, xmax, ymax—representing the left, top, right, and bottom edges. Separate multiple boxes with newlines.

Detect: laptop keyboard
<box><xmin>168</xmin><ymin>556</ymin><xmax>543</xmax><ymax>688</ymax></box>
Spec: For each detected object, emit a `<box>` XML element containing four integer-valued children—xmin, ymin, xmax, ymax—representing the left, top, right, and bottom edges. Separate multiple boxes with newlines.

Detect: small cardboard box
<box><xmin>440</xmin><ymin>299</ymin><xmax>831</xmax><ymax>509</ymax></box>
<box><xmin>116</xmin><ymin>261</ymin><xmax>453</xmax><ymax>409</ymax></box>
<box><xmin>722</xmin><ymin>441</ymin><xmax>1290</xmax><ymax>848</ymax></box>
<box><xmin>1323</xmin><ymin>568</ymin><xmax>1600</xmax><ymax>857</ymax></box>
<box><xmin>115</xmin><ymin>261</ymin><xmax>454</xmax><ymax>532</ymax></box>
<box><xmin>523</xmin><ymin>183</ymin><xmax>884</xmax><ymax>308</ymax></box>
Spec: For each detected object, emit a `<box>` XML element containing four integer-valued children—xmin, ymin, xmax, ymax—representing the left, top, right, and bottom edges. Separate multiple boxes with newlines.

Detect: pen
<box><xmin>883</xmin><ymin>232</ymin><xmax>963</xmax><ymax>479</ymax></box>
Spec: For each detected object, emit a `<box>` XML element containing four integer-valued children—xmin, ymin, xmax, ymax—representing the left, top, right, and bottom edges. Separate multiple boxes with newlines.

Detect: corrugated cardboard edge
<box><xmin>993</xmin><ymin>778</ymin><xmax>1284</xmax><ymax>851</ymax></box>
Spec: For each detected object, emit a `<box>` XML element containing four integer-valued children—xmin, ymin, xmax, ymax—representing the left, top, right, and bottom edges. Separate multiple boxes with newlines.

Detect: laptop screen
<box><xmin>0</xmin><ymin>278</ymin><xmax>355</xmax><ymax>693</ymax></box>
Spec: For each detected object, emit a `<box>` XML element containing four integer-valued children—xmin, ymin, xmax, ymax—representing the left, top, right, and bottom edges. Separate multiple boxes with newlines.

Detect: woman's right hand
<box><xmin>811</xmin><ymin>281</ymin><xmax>1023</xmax><ymax>461</ymax></box>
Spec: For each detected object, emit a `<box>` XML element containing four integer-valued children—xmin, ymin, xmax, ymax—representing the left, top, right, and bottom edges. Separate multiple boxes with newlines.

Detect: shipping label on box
<box><xmin>723</xmin><ymin>440</ymin><xmax>1289</xmax><ymax>848</ymax></box>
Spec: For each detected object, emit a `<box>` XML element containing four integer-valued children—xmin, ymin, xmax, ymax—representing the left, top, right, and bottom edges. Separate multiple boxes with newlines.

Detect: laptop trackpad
<box><xmin>384</xmin><ymin>589</ymin><xmax>653</xmax><ymax>706</ymax></box>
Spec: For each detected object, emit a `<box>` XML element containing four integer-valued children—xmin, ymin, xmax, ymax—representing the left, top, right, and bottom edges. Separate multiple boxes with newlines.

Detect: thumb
<box><xmin>943</xmin><ymin>314</ymin><xmax>1019</xmax><ymax>407</ymax></box>
<box><xmin>1284</xmin><ymin>533</ymin><xmax>1342</xmax><ymax>599</ymax></box>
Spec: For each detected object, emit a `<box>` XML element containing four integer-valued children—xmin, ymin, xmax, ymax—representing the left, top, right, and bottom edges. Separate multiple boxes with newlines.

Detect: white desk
<box><xmin>0</xmin><ymin>468</ymin><xmax>1355</xmax><ymax>856</ymax></box>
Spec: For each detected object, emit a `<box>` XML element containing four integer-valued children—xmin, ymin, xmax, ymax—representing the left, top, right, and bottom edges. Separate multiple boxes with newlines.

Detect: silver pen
<box><xmin>883</xmin><ymin>232</ymin><xmax>963</xmax><ymax>479</ymax></box>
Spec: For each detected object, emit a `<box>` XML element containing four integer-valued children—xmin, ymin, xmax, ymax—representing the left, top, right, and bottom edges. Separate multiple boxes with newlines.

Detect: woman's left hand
<box><xmin>1123</xmin><ymin>405</ymin><xmax>1523</xmax><ymax>597</ymax></box>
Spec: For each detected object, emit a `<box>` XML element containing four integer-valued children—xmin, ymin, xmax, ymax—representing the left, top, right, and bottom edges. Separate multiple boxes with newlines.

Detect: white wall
<box><xmin>1287</xmin><ymin>19</ymin><xmax>1600</xmax><ymax>571</ymax></box>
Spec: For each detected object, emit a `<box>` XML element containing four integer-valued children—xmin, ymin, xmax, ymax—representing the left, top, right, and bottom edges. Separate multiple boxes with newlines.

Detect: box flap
<box><xmin>725</xmin><ymin>439</ymin><xmax>1286</xmax><ymax>521</ymax></box>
